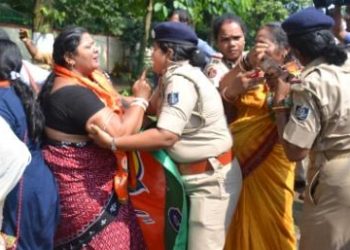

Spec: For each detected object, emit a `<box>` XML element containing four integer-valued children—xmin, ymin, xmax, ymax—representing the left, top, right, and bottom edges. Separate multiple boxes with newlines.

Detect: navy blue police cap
<box><xmin>152</xmin><ymin>21</ymin><xmax>198</xmax><ymax>46</ymax></box>
<box><xmin>282</xmin><ymin>7</ymin><xmax>334</xmax><ymax>36</ymax></box>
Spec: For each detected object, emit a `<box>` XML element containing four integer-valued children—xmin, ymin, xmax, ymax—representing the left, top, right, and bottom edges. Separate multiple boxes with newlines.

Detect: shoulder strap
<box><xmin>171</xmin><ymin>72</ymin><xmax>206</xmax><ymax>134</ymax></box>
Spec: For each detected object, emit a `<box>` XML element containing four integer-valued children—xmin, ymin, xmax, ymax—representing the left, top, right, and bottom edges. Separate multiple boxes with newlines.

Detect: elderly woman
<box><xmin>89</xmin><ymin>22</ymin><xmax>242</xmax><ymax>250</ymax></box>
<box><xmin>39</xmin><ymin>26</ymin><xmax>151</xmax><ymax>249</ymax></box>
<box><xmin>273</xmin><ymin>7</ymin><xmax>350</xmax><ymax>250</ymax></box>
<box><xmin>218</xmin><ymin>23</ymin><xmax>298</xmax><ymax>250</ymax></box>
<box><xmin>0</xmin><ymin>40</ymin><xmax>59</xmax><ymax>250</ymax></box>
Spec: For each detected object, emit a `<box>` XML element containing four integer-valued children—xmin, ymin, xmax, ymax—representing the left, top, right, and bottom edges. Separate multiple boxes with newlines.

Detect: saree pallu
<box><xmin>224</xmin><ymin>84</ymin><xmax>296</xmax><ymax>250</ymax></box>
<box><xmin>42</xmin><ymin>143</ymin><xmax>145</xmax><ymax>250</ymax></box>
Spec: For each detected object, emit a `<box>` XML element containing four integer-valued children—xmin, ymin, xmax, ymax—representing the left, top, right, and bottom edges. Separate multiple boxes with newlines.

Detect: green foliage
<box><xmin>54</xmin><ymin>0</ymin><xmax>127</xmax><ymax>35</ymax></box>
<box><xmin>243</xmin><ymin>0</ymin><xmax>313</xmax><ymax>46</ymax></box>
<box><xmin>2</xmin><ymin>0</ymin><xmax>312</xmax><ymax>83</ymax></box>
<box><xmin>37</xmin><ymin>6</ymin><xmax>65</xmax><ymax>33</ymax></box>
<box><xmin>154</xmin><ymin>0</ymin><xmax>312</xmax><ymax>47</ymax></box>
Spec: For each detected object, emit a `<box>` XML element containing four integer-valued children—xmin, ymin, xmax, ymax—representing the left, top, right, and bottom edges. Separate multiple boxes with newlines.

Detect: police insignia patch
<box><xmin>295</xmin><ymin>105</ymin><xmax>310</xmax><ymax>121</ymax></box>
<box><xmin>167</xmin><ymin>92</ymin><xmax>179</xmax><ymax>106</ymax></box>
<box><xmin>207</xmin><ymin>68</ymin><xmax>217</xmax><ymax>78</ymax></box>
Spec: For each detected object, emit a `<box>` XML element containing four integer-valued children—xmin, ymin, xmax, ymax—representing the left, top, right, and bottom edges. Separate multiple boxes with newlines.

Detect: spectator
<box><xmin>0</xmin><ymin>39</ymin><xmax>59</xmax><ymax>250</ymax></box>
<box><xmin>331</xmin><ymin>5</ymin><xmax>350</xmax><ymax>44</ymax></box>
<box><xmin>19</xmin><ymin>28</ymin><xmax>53</xmax><ymax>69</ymax></box>
<box><xmin>0</xmin><ymin>28</ymin><xmax>50</xmax><ymax>93</ymax></box>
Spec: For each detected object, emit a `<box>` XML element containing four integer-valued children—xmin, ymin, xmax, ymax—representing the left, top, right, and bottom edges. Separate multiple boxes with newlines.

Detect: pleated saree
<box><xmin>224</xmin><ymin>83</ymin><xmax>296</xmax><ymax>250</ymax></box>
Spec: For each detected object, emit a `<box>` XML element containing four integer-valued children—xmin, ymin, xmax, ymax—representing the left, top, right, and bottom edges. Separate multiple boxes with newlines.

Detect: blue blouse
<box><xmin>0</xmin><ymin>86</ymin><xmax>59</xmax><ymax>250</ymax></box>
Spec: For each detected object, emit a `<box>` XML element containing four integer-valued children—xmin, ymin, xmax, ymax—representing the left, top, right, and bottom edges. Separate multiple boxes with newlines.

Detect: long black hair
<box><xmin>38</xmin><ymin>26</ymin><xmax>87</xmax><ymax>107</ymax></box>
<box><xmin>157</xmin><ymin>41</ymin><xmax>206</xmax><ymax>68</ymax></box>
<box><xmin>288</xmin><ymin>29</ymin><xmax>347</xmax><ymax>66</ymax></box>
<box><xmin>0</xmin><ymin>39</ymin><xmax>44</xmax><ymax>142</ymax></box>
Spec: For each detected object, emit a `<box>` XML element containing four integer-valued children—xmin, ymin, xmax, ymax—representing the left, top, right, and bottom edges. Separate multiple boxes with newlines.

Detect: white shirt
<box><xmin>0</xmin><ymin>116</ymin><xmax>30</xmax><ymax>229</ymax></box>
<box><xmin>20</xmin><ymin>60</ymin><xmax>50</xmax><ymax>87</ymax></box>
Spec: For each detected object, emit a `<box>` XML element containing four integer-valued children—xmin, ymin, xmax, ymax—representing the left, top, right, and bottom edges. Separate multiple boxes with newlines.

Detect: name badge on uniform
<box><xmin>167</xmin><ymin>92</ymin><xmax>179</xmax><ymax>106</ymax></box>
<box><xmin>295</xmin><ymin>105</ymin><xmax>310</xmax><ymax>121</ymax></box>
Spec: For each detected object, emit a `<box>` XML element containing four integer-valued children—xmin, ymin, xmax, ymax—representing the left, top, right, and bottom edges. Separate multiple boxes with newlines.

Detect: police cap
<box><xmin>153</xmin><ymin>21</ymin><xmax>198</xmax><ymax>46</ymax></box>
<box><xmin>282</xmin><ymin>7</ymin><xmax>334</xmax><ymax>36</ymax></box>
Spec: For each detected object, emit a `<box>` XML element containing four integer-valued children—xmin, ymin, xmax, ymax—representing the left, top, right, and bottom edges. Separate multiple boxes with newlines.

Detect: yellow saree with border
<box><xmin>224</xmin><ymin>83</ymin><xmax>296</xmax><ymax>250</ymax></box>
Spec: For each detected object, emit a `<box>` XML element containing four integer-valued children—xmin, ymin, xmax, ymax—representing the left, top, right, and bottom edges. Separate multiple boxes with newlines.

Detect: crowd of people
<box><xmin>1</xmin><ymin>3</ymin><xmax>350</xmax><ymax>250</ymax></box>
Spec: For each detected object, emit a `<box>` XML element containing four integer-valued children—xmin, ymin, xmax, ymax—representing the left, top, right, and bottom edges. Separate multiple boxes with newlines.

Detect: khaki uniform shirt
<box><xmin>157</xmin><ymin>62</ymin><xmax>232</xmax><ymax>163</ymax></box>
<box><xmin>204</xmin><ymin>58</ymin><xmax>234</xmax><ymax>88</ymax></box>
<box><xmin>283</xmin><ymin>57</ymin><xmax>350</xmax><ymax>152</ymax></box>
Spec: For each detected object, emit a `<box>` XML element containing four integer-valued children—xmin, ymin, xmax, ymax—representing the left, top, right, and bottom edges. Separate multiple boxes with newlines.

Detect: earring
<box><xmin>68</xmin><ymin>62</ymin><xmax>75</xmax><ymax>70</ymax></box>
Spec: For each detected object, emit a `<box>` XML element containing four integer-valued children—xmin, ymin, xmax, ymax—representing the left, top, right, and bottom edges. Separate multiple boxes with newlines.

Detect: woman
<box><xmin>89</xmin><ymin>21</ymin><xmax>242</xmax><ymax>250</ymax></box>
<box><xmin>276</xmin><ymin>7</ymin><xmax>350</xmax><ymax>250</ymax></box>
<box><xmin>0</xmin><ymin>39</ymin><xmax>59</xmax><ymax>250</ymax></box>
<box><xmin>204</xmin><ymin>13</ymin><xmax>246</xmax><ymax>88</ymax></box>
<box><xmin>220</xmin><ymin>23</ymin><xmax>297</xmax><ymax>250</ymax></box>
<box><xmin>39</xmin><ymin>26</ymin><xmax>151</xmax><ymax>249</ymax></box>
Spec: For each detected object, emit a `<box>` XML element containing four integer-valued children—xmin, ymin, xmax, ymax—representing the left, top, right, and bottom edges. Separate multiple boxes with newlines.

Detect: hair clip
<box><xmin>10</xmin><ymin>71</ymin><xmax>21</xmax><ymax>80</ymax></box>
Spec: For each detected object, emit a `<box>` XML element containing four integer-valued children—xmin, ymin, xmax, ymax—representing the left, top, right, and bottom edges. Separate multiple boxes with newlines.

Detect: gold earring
<box><xmin>68</xmin><ymin>62</ymin><xmax>75</xmax><ymax>70</ymax></box>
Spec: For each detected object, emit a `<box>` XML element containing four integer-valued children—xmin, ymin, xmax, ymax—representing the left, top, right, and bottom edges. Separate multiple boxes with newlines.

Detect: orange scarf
<box><xmin>54</xmin><ymin>64</ymin><xmax>122</xmax><ymax>114</ymax></box>
<box><xmin>54</xmin><ymin>64</ymin><xmax>133</xmax><ymax>203</ymax></box>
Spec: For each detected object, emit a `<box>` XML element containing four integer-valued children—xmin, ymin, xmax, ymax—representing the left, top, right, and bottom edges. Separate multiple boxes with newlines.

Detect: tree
<box><xmin>243</xmin><ymin>0</ymin><xmax>313</xmax><ymax>46</ymax></box>
<box><xmin>2</xmin><ymin>0</ymin><xmax>313</xmax><ymax>78</ymax></box>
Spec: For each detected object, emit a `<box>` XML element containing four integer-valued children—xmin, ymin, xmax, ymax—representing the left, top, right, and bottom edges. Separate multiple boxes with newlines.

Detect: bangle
<box><xmin>111</xmin><ymin>137</ymin><xmax>117</xmax><ymax>152</ymax></box>
<box><xmin>130</xmin><ymin>101</ymin><xmax>147</xmax><ymax>111</ymax></box>
<box><xmin>134</xmin><ymin>97</ymin><xmax>149</xmax><ymax>105</ymax></box>
<box><xmin>131</xmin><ymin>97</ymin><xmax>149</xmax><ymax>111</ymax></box>
<box><xmin>221</xmin><ymin>87</ymin><xmax>238</xmax><ymax>103</ymax></box>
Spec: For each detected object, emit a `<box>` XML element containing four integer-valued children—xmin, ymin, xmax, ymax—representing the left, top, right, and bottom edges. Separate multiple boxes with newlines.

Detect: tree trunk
<box><xmin>33</xmin><ymin>0</ymin><xmax>53</xmax><ymax>33</ymax></box>
<box><xmin>137</xmin><ymin>0</ymin><xmax>153</xmax><ymax>75</ymax></box>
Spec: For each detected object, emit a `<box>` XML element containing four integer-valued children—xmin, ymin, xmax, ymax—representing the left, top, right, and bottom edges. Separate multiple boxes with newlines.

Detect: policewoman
<box><xmin>272</xmin><ymin>7</ymin><xmax>350</xmax><ymax>250</ymax></box>
<box><xmin>89</xmin><ymin>22</ymin><xmax>242</xmax><ymax>250</ymax></box>
<box><xmin>204</xmin><ymin>13</ymin><xmax>246</xmax><ymax>88</ymax></box>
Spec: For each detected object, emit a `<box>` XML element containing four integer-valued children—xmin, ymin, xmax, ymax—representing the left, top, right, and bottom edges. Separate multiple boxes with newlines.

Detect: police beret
<box><xmin>153</xmin><ymin>22</ymin><xmax>198</xmax><ymax>45</ymax></box>
<box><xmin>282</xmin><ymin>7</ymin><xmax>334</xmax><ymax>36</ymax></box>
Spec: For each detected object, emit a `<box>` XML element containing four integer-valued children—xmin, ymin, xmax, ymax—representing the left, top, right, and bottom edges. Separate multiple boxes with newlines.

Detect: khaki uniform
<box><xmin>204</xmin><ymin>58</ymin><xmax>234</xmax><ymax>88</ymax></box>
<box><xmin>157</xmin><ymin>61</ymin><xmax>242</xmax><ymax>250</ymax></box>
<box><xmin>283</xmin><ymin>57</ymin><xmax>350</xmax><ymax>250</ymax></box>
